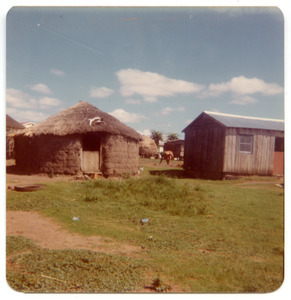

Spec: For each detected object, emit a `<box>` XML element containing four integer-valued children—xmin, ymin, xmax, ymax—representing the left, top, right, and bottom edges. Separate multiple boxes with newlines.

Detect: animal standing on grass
<box><xmin>160</xmin><ymin>151</ymin><xmax>174</xmax><ymax>166</ymax></box>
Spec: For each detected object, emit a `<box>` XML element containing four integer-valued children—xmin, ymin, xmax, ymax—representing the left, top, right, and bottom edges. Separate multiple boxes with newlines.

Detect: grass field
<box><xmin>6</xmin><ymin>158</ymin><xmax>284</xmax><ymax>293</ymax></box>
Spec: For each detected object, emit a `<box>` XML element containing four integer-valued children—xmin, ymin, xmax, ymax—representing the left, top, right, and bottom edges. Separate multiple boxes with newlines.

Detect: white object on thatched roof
<box><xmin>88</xmin><ymin>116</ymin><xmax>102</xmax><ymax>126</ymax></box>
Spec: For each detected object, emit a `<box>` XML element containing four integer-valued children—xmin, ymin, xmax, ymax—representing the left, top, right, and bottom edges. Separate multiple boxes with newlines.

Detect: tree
<box><xmin>167</xmin><ymin>132</ymin><xmax>179</xmax><ymax>142</ymax></box>
<box><xmin>150</xmin><ymin>130</ymin><xmax>164</xmax><ymax>147</ymax></box>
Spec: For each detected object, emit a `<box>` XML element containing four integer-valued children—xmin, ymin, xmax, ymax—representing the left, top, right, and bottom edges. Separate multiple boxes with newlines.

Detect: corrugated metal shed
<box><xmin>184</xmin><ymin>111</ymin><xmax>284</xmax><ymax>131</ymax></box>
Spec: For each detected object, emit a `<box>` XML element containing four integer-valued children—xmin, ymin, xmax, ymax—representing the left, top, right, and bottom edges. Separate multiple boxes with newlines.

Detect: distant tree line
<box><xmin>150</xmin><ymin>130</ymin><xmax>180</xmax><ymax>147</ymax></box>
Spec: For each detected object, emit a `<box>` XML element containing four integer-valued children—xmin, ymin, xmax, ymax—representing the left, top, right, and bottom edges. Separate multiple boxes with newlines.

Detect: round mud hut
<box><xmin>14</xmin><ymin>101</ymin><xmax>142</xmax><ymax>177</ymax></box>
<box><xmin>139</xmin><ymin>135</ymin><xmax>158</xmax><ymax>158</ymax></box>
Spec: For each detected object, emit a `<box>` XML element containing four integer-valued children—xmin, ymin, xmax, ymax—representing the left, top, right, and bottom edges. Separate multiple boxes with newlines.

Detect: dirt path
<box><xmin>6</xmin><ymin>210</ymin><xmax>144</xmax><ymax>257</ymax></box>
<box><xmin>6</xmin><ymin>211</ymin><xmax>187</xmax><ymax>292</ymax></box>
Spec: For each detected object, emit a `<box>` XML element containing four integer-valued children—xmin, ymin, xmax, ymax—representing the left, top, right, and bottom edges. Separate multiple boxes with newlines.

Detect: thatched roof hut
<box><xmin>139</xmin><ymin>135</ymin><xmax>158</xmax><ymax>158</ymax></box>
<box><xmin>6</xmin><ymin>114</ymin><xmax>25</xmax><ymax>131</ymax></box>
<box><xmin>14</xmin><ymin>101</ymin><xmax>142</xmax><ymax>177</ymax></box>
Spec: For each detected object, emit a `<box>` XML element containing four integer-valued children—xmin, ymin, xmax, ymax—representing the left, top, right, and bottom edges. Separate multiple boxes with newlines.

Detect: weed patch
<box><xmin>7</xmin><ymin>249</ymin><xmax>148</xmax><ymax>293</ymax></box>
<box><xmin>79</xmin><ymin>176</ymin><xmax>208</xmax><ymax>217</ymax></box>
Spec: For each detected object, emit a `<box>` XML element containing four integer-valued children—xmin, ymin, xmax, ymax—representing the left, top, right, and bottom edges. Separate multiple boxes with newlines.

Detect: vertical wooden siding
<box><xmin>223</xmin><ymin>128</ymin><xmax>275</xmax><ymax>175</ymax></box>
<box><xmin>184</xmin><ymin>127</ymin><xmax>225</xmax><ymax>178</ymax></box>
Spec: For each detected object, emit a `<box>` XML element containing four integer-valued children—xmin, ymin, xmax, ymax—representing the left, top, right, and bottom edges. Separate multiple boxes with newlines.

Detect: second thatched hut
<box><xmin>139</xmin><ymin>135</ymin><xmax>158</xmax><ymax>158</ymax></box>
<box><xmin>14</xmin><ymin>101</ymin><xmax>142</xmax><ymax>177</ymax></box>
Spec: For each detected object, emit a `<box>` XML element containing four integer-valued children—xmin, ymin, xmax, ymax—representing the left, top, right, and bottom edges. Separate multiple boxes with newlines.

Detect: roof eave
<box><xmin>182</xmin><ymin>111</ymin><xmax>227</xmax><ymax>132</ymax></box>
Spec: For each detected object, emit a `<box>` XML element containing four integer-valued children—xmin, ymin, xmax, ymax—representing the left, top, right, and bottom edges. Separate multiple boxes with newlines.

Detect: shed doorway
<box><xmin>273</xmin><ymin>137</ymin><xmax>284</xmax><ymax>175</ymax></box>
<box><xmin>81</xmin><ymin>134</ymin><xmax>101</xmax><ymax>173</ymax></box>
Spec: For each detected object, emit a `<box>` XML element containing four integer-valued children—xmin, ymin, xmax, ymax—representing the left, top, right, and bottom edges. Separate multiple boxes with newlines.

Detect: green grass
<box><xmin>6</xmin><ymin>163</ymin><xmax>284</xmax><ymax>293</ymax></box>
<box><xmin>6</xmin><ymin>236</ymin><xmax>39</xmax><ymax>257</ymax></box>
<box><xmin>7</xmin><ymin>250</ymin><xmax>147</xmax><ymax>292</ymax></box>
<box><xmin>6</xmin><ymin>236</ymin><xmax>148</xmax><ymax>292</ymax></box>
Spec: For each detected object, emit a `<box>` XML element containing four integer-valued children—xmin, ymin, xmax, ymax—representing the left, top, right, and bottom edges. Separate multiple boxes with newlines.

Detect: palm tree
<box><xmin>151</xmin><ymin>130</ymin><xmax>164</xmax><ymax>147</ymax></box>
<box><xmin>167</xmin><ymin>132</ymin><xmax>179</xmax><ymax>141</ymax></box>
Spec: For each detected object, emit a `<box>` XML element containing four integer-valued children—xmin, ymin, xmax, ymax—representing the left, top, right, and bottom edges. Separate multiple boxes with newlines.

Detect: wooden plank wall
<box><xmin>184</xmin><ymin>126</ymin><xmax>225</xmax><ymax>178</ymax></box>
<box><xmin>223</xmin><ymin>128</ymin><xmax>277</xmax><ymax>175</ymax></box>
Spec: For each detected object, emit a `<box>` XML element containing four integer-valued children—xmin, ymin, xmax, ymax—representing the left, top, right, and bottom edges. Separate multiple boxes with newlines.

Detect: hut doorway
<box><xmin>81</xmin><ymin>134</ymin><xmax>101</xmax><ymax>173</ymax></box>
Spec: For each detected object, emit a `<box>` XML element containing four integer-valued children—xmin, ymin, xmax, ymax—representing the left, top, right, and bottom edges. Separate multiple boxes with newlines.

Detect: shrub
<box><xmin>79</xmin><ymin>176</ymin><xmax>207</xmax><ymax>216</ymax></box>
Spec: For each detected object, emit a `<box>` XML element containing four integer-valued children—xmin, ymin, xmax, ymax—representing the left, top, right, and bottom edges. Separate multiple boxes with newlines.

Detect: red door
<box><xmin>273</xmin><ymin>152</ymin><xmax>284</xmax><ymax>175</ymax></box>
<box><xmin>273</xmin><ymin>137</ymin><xmax>284</xmax><ymax>176</ymax></box>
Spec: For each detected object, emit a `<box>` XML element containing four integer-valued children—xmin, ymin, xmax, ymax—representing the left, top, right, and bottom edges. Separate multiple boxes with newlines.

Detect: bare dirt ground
<box><xmin>6</xmin><ymin>210</ymin><xmax>144</xmax><ymax>257</ymax></box>
<box><xmin>6</xmin><ymin>210</ymin><xmax>184</xmax><ymax>292</ymax></box>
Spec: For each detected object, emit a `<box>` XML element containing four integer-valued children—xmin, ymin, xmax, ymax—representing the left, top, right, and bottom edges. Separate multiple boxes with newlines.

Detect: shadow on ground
<box><xmin>149</xmin><ymin>169</ymin><xmax>189</xmax><ymax>179</ymax></box>
<box><xmin>6</xmin><ymin>164</ymin><xmax>29</xmax><ymax>175</ymax></box>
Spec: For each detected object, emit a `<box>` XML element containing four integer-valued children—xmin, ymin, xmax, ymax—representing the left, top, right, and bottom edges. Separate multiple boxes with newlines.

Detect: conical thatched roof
<box><xmin>6</xmin><ymin>114</ymin><xmax>25</xmax><ymax>129</ymax></box>
<box><xmin>139</xmin><ymin>135</ymin><xmax>158</xmax><ymax>157</ymax></box>
<box><xmin>17</xmin><ymin>101</ymin><xmax>141</xmax><ymax>140</ymax></box>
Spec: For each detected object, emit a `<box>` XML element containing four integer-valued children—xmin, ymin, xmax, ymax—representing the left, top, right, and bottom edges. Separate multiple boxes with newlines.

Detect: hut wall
<box><xmin>184</xmin><ymin>126</ymin><xmax>225</xmax><ymax>179</ymax></box>
<box><xmin>223</xmin><ymin>128</ymin><xmax>283</xmax><ymax>175</ymax></box>
<box><xmin>101</xmin><ymin>134</ymin><xmax>139</xmax><ymax>177</ymax></box>
<box><xmin>15</xmin><ymin>135</ymin><xmax>82</xmax><ymax>174</ymax></box>
<box><xmin>6</xmin><ymin>136</ymin><xmax>15</xmax><ymax>159</ymax></box>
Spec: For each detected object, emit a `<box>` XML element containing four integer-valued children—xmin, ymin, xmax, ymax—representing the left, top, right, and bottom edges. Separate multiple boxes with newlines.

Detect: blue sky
<box><xmin>6</xmin><ymin>6</ymin><xmax>284</xmax><ymax>139</ymax></box>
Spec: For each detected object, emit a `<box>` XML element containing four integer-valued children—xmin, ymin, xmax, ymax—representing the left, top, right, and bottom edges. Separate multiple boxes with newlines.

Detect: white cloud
<box><xmin>109</xmin><ymin>108</ymin><xmax>147</xmax><ymax>124</ymax></box>
<box><xmin>7</xmin><ymin>88</ymin><xmax>62</xmax><ymax>109</ymax></box>
<box><xmin>90</xmin><ymin>86</ymin><xmax>114</xmax><ymax>98</ymax></box>
<box><xmin>51</xmin><ymin>68</ymin><xmax>66</xmax><ymax>76</ymax></box>
<box><xmin>6</xmin><ymin>107</ymin><xmax>48</xmax><ymax>123</ymax></box>
<box><xmin>116</xmin><ymin>69</ymin><xmax>205</xmax><ymax>102</ymax></box>
<box><xmin>6</xmin><ymin>88</ymin><xmax>63</xmax><ymax>122</ymax></box>
<box><xmin>6</xmin><ymin>88</ymin><xmax>37</xmax><ymax>108</ymax></box>
<box><xmin>207</xmin><ymin>76</ymin><xmax>283</xmax><ymax>97</ymax></box>
<box><xmin>39</xmin><ymin>97</ymin><xmax>63</xmax><ymax>108</ymax></box>
<box><xmin>160</xmin><ymin>106</ymin><xmax>185</xmax><ymax>115</ymax></box>
<box><xmin>30</xmin><ymin>83</ymin><xmax>52</xmax><ymax>94</ymax></box>
<box><xmin>138</xmin><ymin>129</ymin><xmax>151</xmax><ymax>136</ymax></box>
<box><xmin>202</xmin><ymin>76</ymin><xmax>283</xmax><ymax>105</ymax></box>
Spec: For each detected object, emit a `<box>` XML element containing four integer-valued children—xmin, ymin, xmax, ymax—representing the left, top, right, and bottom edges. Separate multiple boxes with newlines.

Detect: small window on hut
<box><xmin>239</xmin><ymin>135</ymin><xmax>253</xmax><ymax>153</ymax></box>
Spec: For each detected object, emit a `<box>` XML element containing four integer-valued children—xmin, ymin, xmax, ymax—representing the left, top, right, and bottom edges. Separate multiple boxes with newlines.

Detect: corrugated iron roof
<box><xmin>182</xmin><ymin>111</ymin><xmax>284</xmax><ymax>132</ymax></box>
<box><xmin>204</xmin><ymin>111</ymin><xmax>284</xmax><ymax>131</ymax></box>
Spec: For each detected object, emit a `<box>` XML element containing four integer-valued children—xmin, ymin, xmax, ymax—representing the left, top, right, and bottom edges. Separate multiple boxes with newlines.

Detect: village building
<box><xmin>13</xmin><ymin>101</ymin><xmax>142</xmax><ymax>177</ymax></box>
<box><xmin>139</xmin><ymin>135</ymin><xmax>158</xmax><ymax>158</ymax></box>
<box><xmin>6</xmin><ymin>114</ymin><xmax>25</xmax><ymax>159</ymax></box>
<box><xmin>182</xmin><ymin>111</ymin><xmax>284</xmax><ymax>179</ymax></box>
<box><xmin>164</xmin><ymin>139</ymin><xmax>184</xmax><ymax>160</ymax></box>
